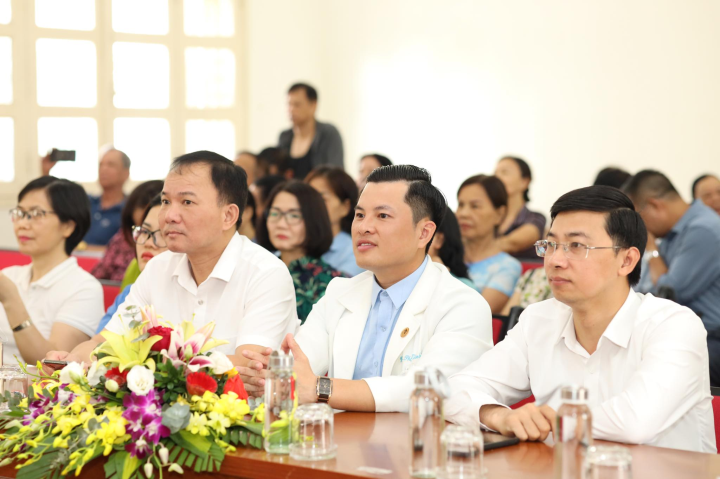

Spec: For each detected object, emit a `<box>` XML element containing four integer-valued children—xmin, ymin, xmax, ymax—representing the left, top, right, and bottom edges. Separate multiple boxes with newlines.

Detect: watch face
<box><xmin>318</xmin><ymin>378</ymin><xmax>332</xmax><ymax>395</ymax></box>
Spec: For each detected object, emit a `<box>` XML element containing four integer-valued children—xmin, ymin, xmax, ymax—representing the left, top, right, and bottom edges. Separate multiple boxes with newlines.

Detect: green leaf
<box><xmin>170</xmin><ymin>431</ymin><xmax>210</xmax><ymax>459</ymax></box>
<box><xmin>185</xmin><ymin>452</ymin><xmax>196</xmax><ymax>468</ymax></box>
<box><xmin>168</xmin><ymin>445</ymin><xmax>181</xmax><ymax>464</ymax></box>
<box><xmin>176</xmin><ymin>449</ymin><xmax>188</xmax><ymax>467</ymax></box>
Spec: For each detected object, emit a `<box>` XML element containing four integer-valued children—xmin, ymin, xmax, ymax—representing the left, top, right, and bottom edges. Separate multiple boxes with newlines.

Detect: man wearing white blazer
<box><xmin>239</xmin><ymin>165</ymin><xmax>493</xmax><ymax>412</ymax></box>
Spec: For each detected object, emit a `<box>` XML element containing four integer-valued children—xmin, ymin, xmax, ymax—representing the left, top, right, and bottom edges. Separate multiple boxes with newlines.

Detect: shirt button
<box><xmin>374</xmin><ymin>361</ymin><xmax>378</xmax><ymax>367</ymax></box>
<box><xmin>198</xmin><ymin>300</ymin><xmax>204</xmax><ymax>305</ymax></box>
<box><xmin>381</xmin><ymin>327</ymin><xmax>387</xmax><ymax>332</ymax></box>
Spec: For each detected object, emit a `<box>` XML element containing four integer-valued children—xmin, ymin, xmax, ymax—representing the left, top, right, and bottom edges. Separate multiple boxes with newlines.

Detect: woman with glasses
<box><xmin>256</xmin><ymin>181</ymin><xmax>344</xmax><ymax>323</ymax></box>
<box><xmin>95</xmin><ymin>194</ymin><xmax>167</xmax><ymax>332</ymax></box>
<box><xmin>457</xmin><ymin>174</ymin><xmax>522</xmax><ymax>314</ymax></box>
<box><xmin>0</xmin><ymin>176</ymin><xmax>104</xmax><ymax>364</ymax></box>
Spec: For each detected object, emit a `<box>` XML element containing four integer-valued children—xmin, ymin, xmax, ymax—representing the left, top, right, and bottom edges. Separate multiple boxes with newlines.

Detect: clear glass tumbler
<box><xmin>0</xmin><ymin>365</ymin><xmax>28</xmax><ymax>411</ymax></box>
<box><xmin>583</xmin><ymin>446</ymin><xmax>632</xmax><ymax>479</ymax></box>
<box><xmin>438</xmin><ymin>425</ymin><xmax>484</xmax><ymax>479</ymax></box>
<box><xmin>289</xmin><ymin>403</ymin><xmax>337</xmax><ymax>461</ymax></box>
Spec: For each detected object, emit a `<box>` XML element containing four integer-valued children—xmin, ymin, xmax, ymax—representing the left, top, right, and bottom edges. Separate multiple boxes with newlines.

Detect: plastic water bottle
<box><xmin>554</xmin><ymin>385</ymin><xmax>592</xmax><ymax>479</ymax></box>
<box><xmin>409</xmin><ymin>368</ymin><xmax>447</xmax><ymax>478</ymax></box>
<box><xmin>264</xmin><ymin>351</ymin><xmax>295</xmax><ymax>454</ymax></box>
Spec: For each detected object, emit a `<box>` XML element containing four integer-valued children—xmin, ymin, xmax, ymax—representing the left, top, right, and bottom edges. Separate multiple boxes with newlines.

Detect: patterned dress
<box><xmin>289</xmin><ymin>256</ymin><xmax>345</xmax><ymax>324</ymax></box>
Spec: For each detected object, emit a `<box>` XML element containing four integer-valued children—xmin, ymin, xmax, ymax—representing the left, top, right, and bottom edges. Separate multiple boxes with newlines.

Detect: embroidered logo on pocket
<box><xmin>400</xmin><ymin>353</ymin><xmax>422</xmax><ymax>363</ymax></box>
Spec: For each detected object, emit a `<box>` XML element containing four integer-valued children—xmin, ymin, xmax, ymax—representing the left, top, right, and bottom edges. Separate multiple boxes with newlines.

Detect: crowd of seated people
<box><xmin>1</xmin><ymin>80</ymin><xmax>718</xmax><ymax>456</ymax></box>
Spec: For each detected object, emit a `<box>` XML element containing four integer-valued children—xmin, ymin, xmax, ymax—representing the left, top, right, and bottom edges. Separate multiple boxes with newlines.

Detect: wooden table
<box><xmin>1</xmin><ymin>412</ymin><xmax>719</xmax><ymax>479</ymax></box>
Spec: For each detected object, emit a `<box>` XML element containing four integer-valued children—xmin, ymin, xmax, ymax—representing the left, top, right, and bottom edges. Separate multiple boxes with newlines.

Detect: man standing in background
<box><xmin>278</xmin><ymin>83</ymin><xmax>344</xmax><ymax>179</ymax></box>
<box><xmin>42</xmin><ymin>146</ymin><xmax>130</xmax><ymax>247</ymax></box>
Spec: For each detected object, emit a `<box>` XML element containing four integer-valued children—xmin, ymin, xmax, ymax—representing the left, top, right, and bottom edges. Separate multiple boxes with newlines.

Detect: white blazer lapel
<box><xmin>381</xmin><ymin>264</ymin><xmax>440</xmax><ymax>376</ymax></box>
<box><xmin>332</xmin><ymin>276</ymin><xmax>374</xmax><ymax>379</ymax></box>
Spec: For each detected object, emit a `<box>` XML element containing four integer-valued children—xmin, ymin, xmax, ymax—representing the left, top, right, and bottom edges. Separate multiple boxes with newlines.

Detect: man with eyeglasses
<box><xmin>44</xmin><ymin>151</ymin><xmax>298</xmax><ymax>369</ymax></box>
<box><xmin>445</xmin><ymin>185</ymin><xmax>715</xmax><ymax>453</ymax></box>
<box><xmin>623</xmin><ymin>170</ymin><xmax>720</xmax><ymax>387</ymax></box>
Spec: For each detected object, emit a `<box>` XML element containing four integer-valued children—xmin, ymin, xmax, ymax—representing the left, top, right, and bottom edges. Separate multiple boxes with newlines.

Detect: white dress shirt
<box><xmin>445</xmin><ymin>290</ymin><xmax>716</xmax><ymax>453</ymax></box>
<box><xmin>105</xmin><ymin>233</ymin><xmax>298</xmax><ymax>355</ymax></box>
<box><xmin>0</xmin><ymin>258</ymin><xmax>104</xmax><ymax>364</ymax></box>
<box><xmin>296</xmin><ymin>259</ymin><xmax>493</xmax><ymax>412</ymax></box>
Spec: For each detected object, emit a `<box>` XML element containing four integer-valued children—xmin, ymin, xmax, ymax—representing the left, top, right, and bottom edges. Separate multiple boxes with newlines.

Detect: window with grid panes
<box><xmin>0</xmin><ymin>0</ymin><xmax>242</xmax><ymax>201</ymax></box>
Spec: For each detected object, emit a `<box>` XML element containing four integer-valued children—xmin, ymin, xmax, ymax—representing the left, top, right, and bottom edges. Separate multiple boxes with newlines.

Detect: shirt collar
<box><xmin>172</xmin><ymin>233</ymin><xmax>244</xmax><ymax>286</ymax></box>
<box><xmin>25</xmin><ymin>257</ymin><xmax>78</xmax><ymax>290</ymax></box>
<box><xmin>371</xmin><ymin>256</ymin><xmax>429</xmax><ymax>309</ymax></box>
<box><xmin>557</xmin><ymin>289</ymin><xmax>641</xmax><ymax>351</ymax></box>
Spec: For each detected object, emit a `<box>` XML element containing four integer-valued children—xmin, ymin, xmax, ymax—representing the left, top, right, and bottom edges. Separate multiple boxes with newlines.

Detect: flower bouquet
<box><xmin>0</xmin><ymin>306</ymin><xmax>272</xmax><ymax>479</ymax></box>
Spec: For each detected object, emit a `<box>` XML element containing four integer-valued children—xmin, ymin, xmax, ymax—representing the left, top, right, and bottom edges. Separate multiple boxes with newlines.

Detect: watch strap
<box><xmin>12</xmin><ymin>319</ymin><xmax>32</xmax><ymax>333</ymax></box>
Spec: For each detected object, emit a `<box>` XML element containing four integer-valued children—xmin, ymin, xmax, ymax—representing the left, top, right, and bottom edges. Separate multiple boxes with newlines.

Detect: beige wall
<box><xmin>244</xmin><ymin>0</ymin><xmax>720</xmax><ymax>215</ymax></box>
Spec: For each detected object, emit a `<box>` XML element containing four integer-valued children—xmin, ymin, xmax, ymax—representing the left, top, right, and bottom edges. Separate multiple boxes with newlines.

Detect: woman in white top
<box><xmin>0</xmin><ymin>176</ymin><xmax>104</xmax><ymax>365</ymax></box>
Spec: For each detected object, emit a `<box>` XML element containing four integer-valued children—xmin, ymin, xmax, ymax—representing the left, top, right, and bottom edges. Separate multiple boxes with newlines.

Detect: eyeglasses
<box><xmin>267</xmin><ymin>208</ymin><xmax>303</xmax><ymax>225</ymax></box>
<box><xmin>9</xmin><ymin>208</ymin><xmax>57</xmax><ymax>222</ymax></box>
<box><xmin>132</xmin><ymin>226</ymin><xmax>167</xmax><ymax>247</ymax></box>
<box><xmin>534</xmin><ymin>240</ymin><xmax>622</xmax><ymax>260</ymax></box>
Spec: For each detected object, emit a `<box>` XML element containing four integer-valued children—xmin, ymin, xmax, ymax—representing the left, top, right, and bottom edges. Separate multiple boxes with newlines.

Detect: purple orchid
<box><xmin>121</xmin><ymin>390</ymin><xmax>170</xmax><ymax>457</ymax></box>
<box><xmin>21</xmin><ymin>390</ymin><xmax>55</xmax><ymax>426</ymax></box>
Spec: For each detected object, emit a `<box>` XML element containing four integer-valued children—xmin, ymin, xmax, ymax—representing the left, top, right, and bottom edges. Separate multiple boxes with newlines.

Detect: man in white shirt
<box><xmin>240</xmin><ymin>165</ymin><xmax>493</xmax><ymax>412</ymax></box>
<box><xmin>45</xmin><ymin>151</ymin><xmax>297</xmax><ymax>367</ymax></box>
<box><xmin>446</xmin><ymin>185</ymin><xmax>716</xmax><ymax>453</ymax></box>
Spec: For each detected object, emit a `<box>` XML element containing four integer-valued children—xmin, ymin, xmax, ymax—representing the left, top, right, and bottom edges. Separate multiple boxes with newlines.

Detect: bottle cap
<box><xmin>560</xmin><ymin>385</ymin><xmax>589</xmax><ymax>402</ymax></box>
<box><xmin>268</xmin><ymin>350</ymin><xmax>294</xmax><ymax>370</ymax></box>
<box><xmin>414</xmin><ymin>370</ymin><xmax>431</xmax><ymax>386</ymax></box>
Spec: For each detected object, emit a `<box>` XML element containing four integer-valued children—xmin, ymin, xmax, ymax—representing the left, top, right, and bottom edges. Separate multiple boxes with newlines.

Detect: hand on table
<box><xmin>238</xmin><ymin>347</ymin><xmax>272</xmax><ymax>397</ymax></box>
<box><xmin>480</xmin><ymin>403</ymin><xmax>557</xmax><ymax>442</ymax></box>
<box><xmin>281</xmin><ymin>333</ymin><xmax>318</xmax><ymax>405</ymax></box>
<box><xmin>42</xmin><ymin>350</ymin><xmax>89</xmax><ymax>376</ymax></box>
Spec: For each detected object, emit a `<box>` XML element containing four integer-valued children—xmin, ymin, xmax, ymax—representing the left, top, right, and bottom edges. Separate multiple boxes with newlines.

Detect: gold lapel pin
<box><xmin>401</xmin><ymin>327</ymin><xmax>409</xmax><ymax>338</ymax></box>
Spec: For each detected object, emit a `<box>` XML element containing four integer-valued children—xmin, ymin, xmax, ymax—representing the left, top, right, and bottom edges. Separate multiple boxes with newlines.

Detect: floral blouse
<box><xmin>289</xmin><ymin>256</ymin><xmax>345</xmax><ymax>324</ymax></box>
<box><xmin>91</xmin><ymin>231</ymin><xmax>135</xmax><ymax>282</ymax></box>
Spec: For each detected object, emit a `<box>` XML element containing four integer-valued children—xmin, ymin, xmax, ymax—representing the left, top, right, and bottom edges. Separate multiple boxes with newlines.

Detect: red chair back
<box><xmin>74</xmin><ymin>256</ymin><xmax>100</xmax><ymax>274</ymax></box>
<box><xmin>712</xmin><ymin>387</ymin><xmax>720</xmax><ymax>451</ymax></box>
<box><xmin>101</xmin><ymin>283</ymin><xmax>121</xmax><ymax>311</ymax></box>
<box><xmin>492</xmin><ymin>318</ymin><xmax>503</xmax><ymax>345</ymax></box>
<box><xmin>521</xmin><ymin>261</ymin><xmax>543</xmax><ymax>275</ymax></box>
<box><xmin>0</xmin><ymin>249</ymin><xmax>31</xmax><ymax>269</ymax></box>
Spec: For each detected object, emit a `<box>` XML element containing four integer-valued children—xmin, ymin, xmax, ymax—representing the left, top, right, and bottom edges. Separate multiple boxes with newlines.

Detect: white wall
<box><xmin>244</xmin><ymin>0</ymin><xmax>720</xmax><ymax>214</ymax></box>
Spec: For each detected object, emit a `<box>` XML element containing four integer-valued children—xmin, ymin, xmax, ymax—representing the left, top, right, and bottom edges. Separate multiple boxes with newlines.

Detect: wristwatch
<box><xmin>644</xmin><ymin>250</ymin><xmax>660</xmax><ymax>261</ymax></box>
<box><xmin>316</xmin><ymin>377</ymin><xmax>333</xmax><ymax>403</ymax></box>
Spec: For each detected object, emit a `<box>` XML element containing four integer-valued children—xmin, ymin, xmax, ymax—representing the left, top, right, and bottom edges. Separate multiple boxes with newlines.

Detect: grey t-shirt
<box><xmin>278</xmin><ymin>120</ymin><xmax>344</xmax><ymax>175</ymax></box>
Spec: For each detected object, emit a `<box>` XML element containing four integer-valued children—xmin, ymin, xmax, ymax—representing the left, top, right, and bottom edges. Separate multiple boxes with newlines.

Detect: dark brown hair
<box><xmin>457</xmin><ymin>174</ymin><xmax>508</xmax><ymax>237</ymax></box>
<box><xmin>256</xmin><ymin>180</ymin><xmax>334</xmax><ymax>259</ymax></box>
<box><xmin>305</xmin><ymin>166</ymin><xmax>358</xmax><ymax>235</ymax></box>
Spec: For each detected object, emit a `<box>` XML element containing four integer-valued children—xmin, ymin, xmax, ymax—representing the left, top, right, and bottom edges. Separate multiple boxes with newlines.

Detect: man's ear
<box><xmin>619</xmin><ymin>246</ymin><xmax>641</xmax><ymax>279</ymax></box>
<box><xmin>222</xmin><ymin>204</ymin><xmax>240</xmax><ymax>231</ymax></box>
<box><xmin>418</xmin><ymin>220</ymin><xmax>437</xmax><ymax>250</ymax></box>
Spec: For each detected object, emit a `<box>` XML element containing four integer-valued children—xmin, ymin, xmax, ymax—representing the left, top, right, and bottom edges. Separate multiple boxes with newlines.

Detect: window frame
<box><xmin>0</xmin><ymin>0</ymin><xmax>247</xmax><ymax>204</ymax></box>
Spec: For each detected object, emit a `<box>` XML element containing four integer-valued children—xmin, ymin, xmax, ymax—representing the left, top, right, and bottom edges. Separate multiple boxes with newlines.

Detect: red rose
<box><xmin>147</xmin><ymin>326</ymin><xmax>173</xmax><ymax>352</ymax></box>
<box><xmin>186</xmin><ymin>372</ymin><xmax>218</xmax><ymax>396</ymax></box>
<box><xmin>222</xmin><ymin>374</ymin><xmax>248</xmax><ymax>400</ymax></box>
<box><xmin>105</xmin><ymin>367</ymin><xmax>129</xmax><ymax>387</ymax></box>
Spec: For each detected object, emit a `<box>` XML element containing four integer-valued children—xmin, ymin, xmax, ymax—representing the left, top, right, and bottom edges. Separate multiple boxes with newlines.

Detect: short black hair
<box><xmin>254</xmin><ymin>175</ymin><xmax>287</xmax><ymax>205</ymax></box>
<box><xmin>365</xmin><ymin>165</ymin><xmax>447</xmax><ymax>254</ymax></box>
<box><xmin>288</xmin><ymin>83</ymin><xmax>318</xmax><ymax>102</ymax></box>
<box><xmin>258</xmin><ymin>147</ymin><xmax>291</xmax><ymax>176</ymax></box>
<box><xmin>18</xmin><ymin>176</ymin><xmax>91</xmax><ymax>255</ymax></box>
<box><xmin>436</xmin><ymin>207</ymin><xmax>469</xmax><ymax>279</ymax></box>
<box><xmin>244</xmin><ymin>187</ymin><xmax>258</xmax><ymax>229</ymax></box>
<box><xmin>594</xmin><ymin>167</ymin><xmax>631</xmax><ymax>189</ymax></box>
<box><xmin>169</xmin><ymin>150</ymin><xmax>248</xmax><ymax>229</ymax></box>
<box><xmin>457</xmin><ymin>174</ymin><xmax>508</xmax><ymax>237</ymax></box>
<box><xmin>305</xmin><ymin>166</ymin><xmax>359</xmax><ymax>235</ymax></box>
<box><xmin>140</xmin><ymin>193</ymin><xmax>163</xmax><ymax>227</ymax></box>
<box><xmin>500</xmin><ymin>156</ymin><xmax>532</xmax><ymax>202</ymax></box>
<box><xmin>550</xmin><ymin>185</ymin><xmax>647</xmax><ymax>286</ymax></box>
<box><xmin>361</xmin><ymin>153</ymin><xmax>393</xmax><ymax>168</ymax></box>
<box><xmin>121</xmin><ymin>180</ymin><xmax>163</xmax><ymax>247</ymax></box>
<box><xmin>692</xmin><ymin>174</ymin><xmax>716</xmax><ymax>199</ymax></box>
<box><xmin>256</xmin><ymin>180</ymin><xmax>333</xmax><ymax>259</ymax></box>
<box><xmin>622</xmin><ymin>169</ymin><xmax>679</xmax><ymax>202</ymax></box>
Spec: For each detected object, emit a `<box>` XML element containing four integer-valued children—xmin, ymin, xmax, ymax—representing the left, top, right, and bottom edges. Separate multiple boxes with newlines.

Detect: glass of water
<box><xmin>289</xmin><ymin>403</ymin><xmax>337</xmax><ymax>461</ymax></box>
<box><xmin>0</xmin><ymin>365</ymin><xmax>29</xmax><ymax>411</ymax></box>
<box><xmin>438</xmin><ymin>424</ymin><xmax>485</xmax><ymax>479</ymax></box>
<box><xmin>583</xmin><ymin>445</ymin><xmax>632</xmax><ymax>479</ymax></box>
